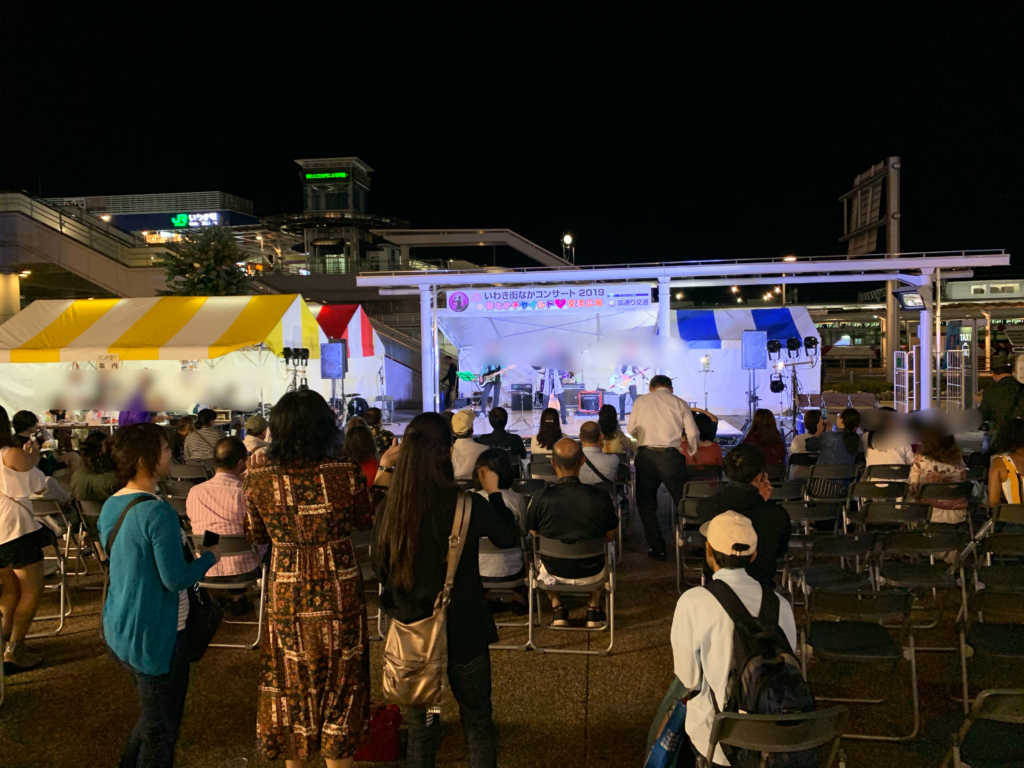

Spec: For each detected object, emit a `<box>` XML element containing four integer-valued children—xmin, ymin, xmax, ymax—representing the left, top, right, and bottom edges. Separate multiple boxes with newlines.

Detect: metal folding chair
<box><xmin>787</xmin><ymin>452</ymin><xmax>818</xmax><ymax>482</ymax></box>
<box><xmin>844</xmin><ymin>481</ymin><xmax>908</xmax><ymax>529</ymax></box>
<box><xmin>528</xmin><ymin>460</ymin><xmax>557</xmax><ymax>482</ymax></box>
<box><xmin>675</xmin><ymin>498</ymin><xmax>707</xmax><ymax>593</ymax></box>
<box><xmin>802</xmin><ymin>589</ymin><xmax>919</xmax><ymax>741</ymax></box>
<box><xmin>511</xmin><ymin>478</ymin><xmax>546</xmax><ymax>499</ymax></box>
<box><xmin>351</xmin><ymin>528</ymin><xmax>387</xmax><ymax>641</ymax></box>
<box><xmin>917</xmin><ymin>481</ymin><xmax>975</xmax><ymax>533</ymax></box>
<box><xmin>793</xmin><ymin>532</ymin><xmax>876</xmax><ymax>600</ymax></box>
<box><xmin>528</xmin><ymin>536</ymin><xmax>615</xmax><ymax>656</ymax></box>
<box><xmin>853</xmin><ymin>501</ymin><xmax>929</xmax><ymax>531</ymax></box>
<box><xmin>169</xmin><ymin>464</ymin><xmax>208</xmax><ymax>482</ymax></box>
<box><xmin>770</xmin><ymin>481</ymin><xmax>806</xmax><ymax>502</ymax></box>
<box><xmin>188</xmin><ymin>534</ymin><xmax>267</xmax><ymax>650</ymax></box>
<box><xmin>687</xmin><ymin>465</ymin><xmax>723</xmax><ymax>481</ymax></box>
<box><xmin>975</xmin><ymin>533</ymin><xmax>1024</xmax><ymax>594</ymax></box>
<box><xmin>863</xmin><ymin>463</ymin><xmax>911</xmax><ymax>481</ymax></box>
<box><xmin>781</xmin><ymin>502</ymin><xmax>842</xmax><ymax>600</ymax></box>
<box><xmin>480</xmin><ymin>536</ymin><xmax>531</xmax><ymax>651</ymax></box>
<box><xmin>941</xmin><ymin>689</ymin><xmax>1024</xmax><ymax>768</ymax></box>
<box><xmin>763</xmin><ymin>463</ymin><xmax>788</xmax><ymax>482</ymax></box>
<box><xmin>704</xmin><ymin>706</ymin><xmax>850</xmax><ymax>768</ymax></box>
<box><xmin>958</xmin><ymin>593</ymin><xmax>1024</xmax><ymax>714</ymax></box>
<box><xmin>27</xmin><ymin>500</ymin><xmax>70</xmax><ymax>638</ymax></box>
<box><xmin>805</xmin><ymin>464</ymin><xmax>859</xmax><ymax>504</ymax></box>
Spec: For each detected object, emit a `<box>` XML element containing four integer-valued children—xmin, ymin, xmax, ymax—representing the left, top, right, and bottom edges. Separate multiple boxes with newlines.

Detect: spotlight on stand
<box><xmin>786</xmin><ymin>337</ymin><xmax>803</xmax><ymax>358</ymax></box>
<box><xmin>700</xmin><ymin>354</ymin><xmax>711</xmax><ymax>372</ymax></box>
<box><xmin>770</xmin><ymin>374</ymin><xmax>785</xmax><ymax>393</ymax></box>
<box><xmin>283</xmin><ymin>347</ymin><xmax>293</xmax><ymax>365</ymax></box>
<box><xmin>803</xmin><ymin>336</ymin><xmax>819</xmax><ymax>356</ymax></box>
<box><xmin>767</xmin><ymin>339</ymin><xmax>782</xmax><ymax>358</ymax></box>
<box><xmin>299</xmin><ymin>348</ymin><xmax>310</xmax><ymax>364</ymax></box>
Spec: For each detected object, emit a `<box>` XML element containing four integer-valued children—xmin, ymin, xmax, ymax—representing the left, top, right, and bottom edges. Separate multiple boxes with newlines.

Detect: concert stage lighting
<box><xmin>803</xmin><ymin>337</ymin><xmax>819</xmax><ymax>354</ymax></box>
<box><xmin>767</xmin><ymin>339</ymin><xmax>782</xmax><ymax>357</ymax></box>
<box><xmin>786</xmin><ymin>337</ymin><xmax>802</xmax><ymax>356</ymax></box>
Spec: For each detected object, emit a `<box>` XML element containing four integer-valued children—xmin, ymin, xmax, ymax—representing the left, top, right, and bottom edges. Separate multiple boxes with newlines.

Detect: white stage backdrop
<box><xmin>438</xmin><ymin>305</ymin><xmax>820</xmax><ymax>416</ymax></box>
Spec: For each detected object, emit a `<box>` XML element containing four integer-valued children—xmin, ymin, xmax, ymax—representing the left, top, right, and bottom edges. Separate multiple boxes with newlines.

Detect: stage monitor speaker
<box><xmin>320</xmin><ymin>341</ymin><xmax>347</xmax><ymax>379</ymax></box>
<box><xmin>454</xmin><ymin>397</ymin><xmax>470</xmax><ymax>410</ymax></box>
<box><xmin>741</xmin><ymin>330</ymin><xmax>768</xmax><ymax>370</ymax></box>
<box><xmin>578</xmin><ymin>391</ymin><xmax>603</xmax><ymax>413</ymax></box>
<box><xmin>562</xmin><ymin>386</ymin><xmax>583</xmax><ymax>408</ymax></box>
<box><xmin>511</xmin><ymin>392</ymin><xmax>534</xmax><ymax>411</ymax></box>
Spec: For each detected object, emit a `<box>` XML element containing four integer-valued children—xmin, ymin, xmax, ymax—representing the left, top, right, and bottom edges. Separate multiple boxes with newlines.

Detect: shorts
<box><xmin>0</xmin><ymin>526</ymin><xmax>55</xmax><ymax>570</ymax></box>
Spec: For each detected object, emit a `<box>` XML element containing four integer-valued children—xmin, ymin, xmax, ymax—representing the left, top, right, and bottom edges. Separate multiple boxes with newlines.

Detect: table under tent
<box><xmin>0</xmin><ymin>294</ymin><xmax>330</xmax><ymax>417</ymax></box>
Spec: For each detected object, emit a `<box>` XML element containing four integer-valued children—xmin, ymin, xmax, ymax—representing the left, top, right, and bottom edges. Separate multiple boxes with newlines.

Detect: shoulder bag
<box><xmin>382</xmin><ymin>492</ymin><xmax>472</xmax><ymax>707</ymax></box>
<box><xmin>179</xmin><ymin>517</ymin><xmax>223</xmax><ymax>662</ymax></box>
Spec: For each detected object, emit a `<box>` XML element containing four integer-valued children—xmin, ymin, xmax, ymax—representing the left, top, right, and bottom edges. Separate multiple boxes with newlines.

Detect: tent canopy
<box><xmin>664</xmin><ymin>308</ymin><xmax>819</xmax><ymax>347</ymax></box>
<box><xmin>0</xmin><ymin>295</ymin><xmax>323</xmax><ymax>363</ymax></box>
<box><xmin>312</xmin><ymin>304</ymin><xmax>380</xmax><ymax>358</ymax></box>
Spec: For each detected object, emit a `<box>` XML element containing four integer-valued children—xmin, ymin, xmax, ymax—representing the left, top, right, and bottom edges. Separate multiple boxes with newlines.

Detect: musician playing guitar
<box><xmin>607</xmin><ymin>366</ymin><xmax>649</xmax><ymax>416</ymax></box>
<box><xmin>538</xmin><ymin>367</ymin><xmax>568</xmax><ymax>425</ymax></box>
<box><xmin>478</xmin><ymin>364</ymin><xmax>508</xmax><ymax>416</ymax></box>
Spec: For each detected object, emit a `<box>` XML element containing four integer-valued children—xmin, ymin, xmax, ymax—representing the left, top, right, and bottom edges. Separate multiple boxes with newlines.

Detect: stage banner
<box><xmin>442</xmin><ymin>283</ymin><xmax>652</xmax><ymax>316</ymax></box>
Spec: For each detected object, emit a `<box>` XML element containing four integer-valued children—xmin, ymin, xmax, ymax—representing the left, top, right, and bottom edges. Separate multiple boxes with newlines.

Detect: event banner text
<box><xmin>442</xmin><ymin>283</ymin><xmax>652</xmax><ymax>315</ymax></box>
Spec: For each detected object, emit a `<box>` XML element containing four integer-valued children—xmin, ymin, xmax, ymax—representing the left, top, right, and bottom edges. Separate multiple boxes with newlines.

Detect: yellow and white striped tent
<box><xmin>0</xmin><ymin>294</ymin><xmax>324</xmax><ymax>363</ymax></box>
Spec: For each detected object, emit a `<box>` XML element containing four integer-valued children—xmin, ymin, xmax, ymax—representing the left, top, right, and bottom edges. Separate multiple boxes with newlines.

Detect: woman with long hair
<box><xmin>598</xmin><ymin>404</ymin><xmax>633</xmax><ymax>457</ymax></box>
<box><xmin>373</xmin><ymin>412</ymin><xmax>518</xmax><ymax>768</ymax></box>
<box><xmin>70</xmin><ymin>430</ymin><xmax>118</xmax><ymax>503</ymax></box>
<box><xmin>741</xmin><ymin>409</ymin><xmax>786</xmax><ymax>465</ymax></box>
<box><xmin>863</xmin><ymin>406</ymin><xmax>914</xmax><ymax>466</ymax></box>
<box><xmin>341</xmin><ymin>424</ymin><xmax>379</xmax><ymax>484</ymax></box>
<box><xmin>530</xmin><ymin>407</ymin><xmax>563</xmax><ymax>455</ymax></box>
<box><xmin>806</xmin><ymin>407</ymin><xmax>862</xmax><ymax>465</ymax></box>
<box><xmin>100</xmin><ymin>422</ymin><xmax>219</xmax><ymax>767</ymax></box>
<box><xmin>909</xmin><ymin>425</ymin><xmax>968</xmax><ymax>525</ymax></box>
<box><xmin>243</xmin><ymin>389</ymin><xmax>379</xmax><ymax>768</ymax></box>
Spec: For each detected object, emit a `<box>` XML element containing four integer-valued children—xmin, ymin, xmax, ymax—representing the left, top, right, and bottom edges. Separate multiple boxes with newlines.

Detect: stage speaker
<box><xmin>454</xmin><ymin>397</ymin><xmax>470</xmax><ymax>409</ymax></box>
<box><xmin>578</xmin><ymin>391</ymin><xmax>603</xmax><ymax>413</ymax></box>
<box><xmin>511</xmin><ymin>392</ymin><xmax>534</xmax><ymax>411</ymax></box>
<box><xmin>320</xmin><ymin>340</ymin><xmax>347</xmax><ymax>379</ymax></box>
<box><xmin>741</xmin><ymin>330</ymin><xmax>768</xmax><ymax>370</ymax></box>
<box><xmin>562</xmin><ymin>386</ymin><xmax>583</xmax><ymax>408</ymax></box>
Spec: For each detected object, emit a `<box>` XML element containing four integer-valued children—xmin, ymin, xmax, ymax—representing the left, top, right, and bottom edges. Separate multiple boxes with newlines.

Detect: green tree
<box><xmin>160</xmin><ymin>226</ymin><xmax>251</xmax><ymax>296</ymax></box>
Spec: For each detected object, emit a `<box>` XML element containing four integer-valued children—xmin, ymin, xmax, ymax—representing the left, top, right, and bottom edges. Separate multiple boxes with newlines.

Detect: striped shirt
<box><xmin>183</xmin><ymin>427</ymin><xmax>227</xmax><ymax>461</ymax></box>
<box><xmin>185</xmin><ymin>472</ymin><xmax>258</xmax><ymax>577</ymax></box>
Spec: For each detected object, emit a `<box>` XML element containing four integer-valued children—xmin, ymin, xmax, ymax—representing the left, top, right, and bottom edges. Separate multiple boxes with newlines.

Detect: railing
<box><xmin>945</xmin><ymin>350</ymin><xmax>965</xmax><ymax>412</ymax></box>
<box><xmin>270</xmin><ymin>256</ymin><xmax>448</xmax><ymax>275</ymax></box>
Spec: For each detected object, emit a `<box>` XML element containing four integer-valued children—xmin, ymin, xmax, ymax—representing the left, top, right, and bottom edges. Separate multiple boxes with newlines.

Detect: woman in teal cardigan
<box><xmin>99</xmin><ymin>422</ymin><xmax>219</xmax><ymax>768</ymax></box>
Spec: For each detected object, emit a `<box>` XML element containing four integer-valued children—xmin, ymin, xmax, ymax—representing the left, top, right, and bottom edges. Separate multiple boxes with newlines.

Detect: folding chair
<box><xmin>185</xmin><ymin>457</ymin><xmax>215</xmax><ymax>474</ymax></box>
<box><xmin>941</xmin><ymin>689</ymin><xmax>1024</xmax><ymax>768</ymax></box>
<box><xmin>853</xmin><ymin>501</ymin><xmax>929</xmax><ymax>531</ymax></box>
<box><xmin>976</xmin><ymin>533</ymin><xmax>1024</xmax><ymax>593</ymax></box>
<box><xmin>802</xmin><ymin>589</ymin><xmax>919</xmax><ymax>741</ymax></box>
<box><xmin>528</xmin><ymin>536</ymin><xmax>614</xmax><ymax>656</ymax></box>
<box><xmin>863</xmin><ymin>464</ymin><xmax>911</xmax><ymax>481</ymax></box>
<box><xmin>958</xmin><ymin>593</ymin><xmax>1024</xmax><ymax>714</ymax></box>
<box><xmin>511</xmin><ymin>478</ymin><xmax>546</xmax><ymax>499</ymax></box>
<box><xmin>770</xmin><ymin>481</ymin><xmax>806</xmax><ymax>502</ymax></box>
<box><xmin>763</xmin><ymin>463</ymin><xmax>788</xmax><ymax>482</ymax></box>
<box><xmin>481</xmin><ymin>537</ymin><xmax>531</xmax><ymax>651</ymax></box>
<box><xmin>793</xmin><ymin>533</ymin><xmax>875</xmax><ymax>600</ymax></box>
<box><xmin>780</xmin><ymin>501</ymin><xmax>842</xmax><ymax>565</ymax></box>
<box><xmin>188</xmin><ymin>534</ymin><xmax>267</xmax><ymax>650</ymax></box>
<box><xmin>169</xmin><ymin>464</ymin><xmax>208</xmax><ymax>482</ymax></box>
<box><xmin>687</xmin><ymin>465</ymin><xmax>723</xmax><ymax>481</ymax></box>
<box><xmin>675</xmin><ymin>498</ymin><xmax>707</xmax><ymax>593</ymax></box>
<box><xmin>918</xmin><ymin>481</ymin><xmax>975</xmax><ymax>534</ymax></box>
<box><xmin>528</xmin><ymin>460</ymin><xmax>557</xmax><ymax>482</ymax></box>
<box><xmin>27</xmin><ymin>500</ymin><xmax>71</xmax><ymax>637</ymax></box>
<box><xmin>845</xmin><ymin>480</ymin><xmax>908</xmax><ymax>528</ymax></box>
<box><xmin>705</xmin><ymin>706</ymin><xmax>850</xmax><ymax>768</ymax></box>
<box><xmin>805</xmin><ymin>465</ymin><xmax>859</xmax><ymax>504</ymax></box>
<box><xmin>163</xmin><ymin>478</ymin><xmax>199</xmax><ymax>498</ymax></box>
<box><xmin>351</xmin><ymin>528</ymin><xmax>387</xmax><ymax>641</ymax></box>
<box><xmin>682</xmin><ymin>479</ymin><xmax>723</xmax><ymax>500</ymax></box>
<box><xmin>787</xmin><ymin>452</ymin><xmax>818</xmax><ymax>482</ymax></box>
<box><xmin>610</xmin><ymin>452</ymin><xmax>635</xmax><ymax>515</ymax></box>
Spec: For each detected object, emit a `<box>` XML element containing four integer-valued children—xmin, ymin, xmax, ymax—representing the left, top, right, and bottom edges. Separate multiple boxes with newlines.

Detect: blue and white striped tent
<box><xmin>661</xmin><ymin>307</ymin><xmax>821</xmax><ymax>414</ymax></box>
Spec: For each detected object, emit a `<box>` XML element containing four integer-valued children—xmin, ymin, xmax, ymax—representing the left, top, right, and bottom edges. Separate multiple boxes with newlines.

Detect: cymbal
<box><xmin>344</xmin><ymin>393</ymin><xmax>362</xmax><ymax>398</ymax></box>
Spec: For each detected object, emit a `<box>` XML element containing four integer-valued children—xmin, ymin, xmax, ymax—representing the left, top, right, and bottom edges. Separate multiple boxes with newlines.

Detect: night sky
<box><xmin>2</xmin><ymin>5</ymin><xmax>1020</xmax><ymax>302</ymax></box>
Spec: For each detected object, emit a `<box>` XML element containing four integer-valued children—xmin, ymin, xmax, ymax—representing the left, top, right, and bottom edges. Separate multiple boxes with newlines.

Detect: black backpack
<box><xmin>705</xmin><ymin>580</ymin><xmax>817</xmax><ymax>768</ymax></box>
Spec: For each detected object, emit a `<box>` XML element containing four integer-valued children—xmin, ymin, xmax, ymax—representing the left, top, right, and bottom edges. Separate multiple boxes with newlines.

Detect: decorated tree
<box><xmin>160</xmin><ymin>226</ymin><xmax>251</xmax><ymax>296</ymax></box>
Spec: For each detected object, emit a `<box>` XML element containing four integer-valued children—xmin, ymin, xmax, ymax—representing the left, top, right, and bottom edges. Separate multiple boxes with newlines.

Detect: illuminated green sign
<box><xmin>304</xmin><ymin>171</ymin><xmax>349</xmax><ymax>179</ymax></box>
<box><xmin>171</xmin><ymin>212</ymin><xmax>219</xmax><ymax>227</ymax></box>
<box><xmin>171</xmin><ymin>213</ymin><xmax>188</xmax><ymax>227</ymax></box>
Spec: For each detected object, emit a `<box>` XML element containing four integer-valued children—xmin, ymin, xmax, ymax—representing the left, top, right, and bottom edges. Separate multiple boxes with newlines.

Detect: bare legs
<box><xmin>0</xmin><ymin>561</ymin><xmax>43</xmax><ymax>643</ymax></box>
<box><xmin>286</xmin><ymin>758</ymin><xmax>354</xmax><ymax>768</ymax></box>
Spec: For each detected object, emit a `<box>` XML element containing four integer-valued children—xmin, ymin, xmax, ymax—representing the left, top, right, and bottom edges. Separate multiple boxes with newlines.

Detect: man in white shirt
<box><xmin>671</xmin><ymin>511</ymin><xmax>798</xmax><ymax>766</ymax></box>
<box><xmin>450</xmin><ymin>409</ymin><xmax>488</xmax><ymax>480</ymax></box>
<box><xmin>627</xmin><ymin>375</ymin><xmax>699</xmax><ymax>560</ymax></box>
<box><xmin>578</xmin><ymin>421</ymin><xmax>621</xmax><ymax>485</ymax></box>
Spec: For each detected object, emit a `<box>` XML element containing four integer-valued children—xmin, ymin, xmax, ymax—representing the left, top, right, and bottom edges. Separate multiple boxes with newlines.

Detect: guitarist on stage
<box><xmin>539</xmin><ymin>367</ymin><xmax>569</xmax><ymax>425</ymax></box>
<box><xmin>478</xmin><ymin>364</ymin><xmax>504</xmax><ymax>416</ymax></box>
<box><xmin>608</xmin><ymin>366</ymin><xmax>647</xmax><ymax>415</ymax></box>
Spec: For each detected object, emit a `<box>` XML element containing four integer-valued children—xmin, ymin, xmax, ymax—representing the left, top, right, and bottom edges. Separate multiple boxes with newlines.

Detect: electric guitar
<box><xmin>608</xmin><ymin>367</ymin><xmax>651</xmax><ymax>395</ymax></box>
<box><xmin>476</xmin><ymin>365</ymin><xmax>515</xmax><ymax>385</ymax></box>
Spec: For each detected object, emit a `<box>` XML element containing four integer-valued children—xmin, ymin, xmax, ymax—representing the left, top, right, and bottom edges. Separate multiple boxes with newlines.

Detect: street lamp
<box><xmin>561</xmin><ymin>233</ymin><xmax>575</xmax><ymax>264</ymax></box>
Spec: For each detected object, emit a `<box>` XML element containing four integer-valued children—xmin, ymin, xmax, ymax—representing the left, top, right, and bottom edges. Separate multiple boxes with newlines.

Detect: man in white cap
<box><xmin>451</xmin><ymin>409</ymin><xmax>488</xmax><ymax>480</ymax></box>
<box><xmin>670</xmin><ymin>510</ymin><xmax>797</xmax><ymax>766</ymax></box>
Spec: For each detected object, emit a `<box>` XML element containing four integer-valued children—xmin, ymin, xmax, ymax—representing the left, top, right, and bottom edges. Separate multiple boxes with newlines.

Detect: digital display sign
<box><xmin>304</xmin><ymin>172</ymin><xmax>349</xmax><ymax>179</ymax></box>
<box><xmin>443</xmin><ymin>283</ymin><xmax>653</xmax><ymax>315</ymax></box>
<box><xmin>171</xmin><ymin>212</ymin><xmax>220</xmax><ymax>228</ymax></box>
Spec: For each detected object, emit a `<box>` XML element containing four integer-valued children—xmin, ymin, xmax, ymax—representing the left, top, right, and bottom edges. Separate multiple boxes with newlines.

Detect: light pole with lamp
<box><xmin>561</xmin><ymin>233</ymin><xmax>575</xmax><ymax>264</ymax></box>
<box><xmin>699</xmin><ymin>354</ymin><xmax>713</xmax><ymax>411</ymax></box>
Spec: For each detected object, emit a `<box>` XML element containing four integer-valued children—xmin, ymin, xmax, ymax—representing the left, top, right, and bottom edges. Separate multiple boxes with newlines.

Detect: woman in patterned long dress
<box><xmin>244</xmin><ymin>390</ymin><xmax>380</xmax><ymax>768</ymax></box>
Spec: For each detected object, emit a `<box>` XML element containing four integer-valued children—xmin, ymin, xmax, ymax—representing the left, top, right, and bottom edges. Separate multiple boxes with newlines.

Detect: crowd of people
<box><xmin>1</xmin><ymin>353</ymin><xmax>1023</xmax><ymax>767</ymax></box>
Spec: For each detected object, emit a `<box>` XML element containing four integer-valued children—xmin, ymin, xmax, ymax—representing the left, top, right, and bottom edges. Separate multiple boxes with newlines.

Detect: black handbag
<box><xmin>180</xmin><ymin>528</ymin><xmax>222</xmax><ymax>662</ymax></box>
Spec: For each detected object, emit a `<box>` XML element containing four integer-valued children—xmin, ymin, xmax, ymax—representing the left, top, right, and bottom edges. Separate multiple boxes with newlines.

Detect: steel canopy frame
<box><xmin>355</xmin><ymin>249</ymin><xmax>1010</xmax><ymax>412</ymax></box>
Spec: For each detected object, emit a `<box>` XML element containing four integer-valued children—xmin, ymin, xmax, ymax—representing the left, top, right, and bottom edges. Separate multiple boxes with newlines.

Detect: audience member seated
<box><xmin>598</xmin><ymin>404</ymin><xmax>633</xmax><ymax>457</ymax></box>
<box><xmin>684</xmin><ymin>409</ymin><xmax>723</xmax><ymax>466</ymax></box>
<box><xmin>364</xmin><ymin>407</ymin><xmax>395</xmax><ymax>456</ymax></box>
<box><xmin>909</xmin><ymin>425</ymin><xmax>968</xmax><ymax>525</ymax></box>
<box><xmin>70</xmin><ymin>431</ymin><xmax>118</xmax><ymax>504</ymax></box>
<box><xmin>342</xmin><ymin>424</ymin><xmax>379</xmax><ymax>484</ymax></box>
<box><xmin>12</xmin><ymin>410</ymin><xmax>64</xmax><ymax>476</ymax></box>
<box><xmin>671</xmin><ymin>511</ymin><xmax>797</xmax><ymax>765</ymax></box>
<box><xmin>789</xmin><ymin>409</ymin><xmax>823</xmax><ymax>454</ymax></box>
<box><xmin>696</xmin><ymin>443</ymin><xmax>790</xmax><ymax>588</ymax></box>
<box><xmin>169</xmin><ymin>416</ymin><xmax>194</xmax><ymax>462</ymax></box>
<box><xmin>741</xmin><ymin>408</ymin><xmax>787</xmax><ymax>465</ymax></box>
<box><xmin>989</xmin><ymin>418</ymin><xmax>1024</xmax><ymax>513</ymax></box>
<box><xmin>524</xmin><ymin>438</ymin><xmax>618</xmax><ymax>627</ymax></box>
<box><xmin>862</xmin><ymin>406</ymin><xmax>914</xmax><ymax>466</ymax></box>
<box><xmin>473</xmin><ymin>449</ymin><xmax>528</xmax><ymax>583</ymax></box>
<box><xmin>805</xmin><ymin>407</ymin><xmax>862</xmax><ymax>465</ymax></box>
<box><xmin>183</xmin><ymin>408</ymin><xmax>227</xmax><ymax>461</ymax></box>
<box><xmin>452</xmin><ymin>409</ymin><xmax>488</xmax><ymax>481</ymax></box>
<box><xmin>186</xmin><ymin>437</ymin><xmax>259</xmax><ymax>615</ymax></box>
<box><xmin>529</xmin><ymin>408</ymin><xmax>563</xmax><ymax>457</ymax></box>
<box><xmin>578</xmin><ymin>421</ymin><xmax>622</xmax><ymax>485</ymax></box>
<box><xmin>243</xmin><ymin>414</ymin><xmax>270</xmax><ymax>454</ymax></box>
<box><xmin>476</xmin><ymin>407</ymin><xmax>527</xmax><ymax>463</ymax></box>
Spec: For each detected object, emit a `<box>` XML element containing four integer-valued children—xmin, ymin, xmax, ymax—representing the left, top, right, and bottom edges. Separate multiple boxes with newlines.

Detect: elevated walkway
<box><xmin>370</xmin><ymin>228</ymin><xmax>575</xmax><ymax>268</ymax></box>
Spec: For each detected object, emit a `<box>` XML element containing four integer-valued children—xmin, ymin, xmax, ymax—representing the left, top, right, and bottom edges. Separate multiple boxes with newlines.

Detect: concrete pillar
<box><xmin>919</xmin><ymin>298</ymin><xmax>933</xmax><ymax>410</ymax></box>
<box><xmin>420</xmin><ymin>285</ymin><xmax>436</xmax><ymax>411</ymax></box>
<box><xmin>0</xmin><ymin>272</ymin><xmax>21</xmax><ymax>326</ymax></box>
<box><xmin>657</xmin><ymin>277</ymin><xmax>671</xmax><ymax>374</ymax></box>
<box><xmin>982</xmin><ymin>310</ymin><xmax>992</xmax><ymax>371</ymax></box>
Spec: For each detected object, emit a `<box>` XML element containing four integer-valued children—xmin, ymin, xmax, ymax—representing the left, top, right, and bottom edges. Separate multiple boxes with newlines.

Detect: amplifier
<box><xmin>578</xmin><ymin>390</ymin><xmax>603</xmax><ymax>413</ymax></box>
<box><xmin>510</xmin><ymin>392</ymin><xmax>534</xmax><ymax>411</ymax></box>
<box><xmin>510</xmin><ymin>383</ymin><xmax>533</xmax><ymax>393</ymax></box>
<box><xmin>562</xmin><ymin>385</ymin><xmax>583</xmax><ymax>408</ymax></box>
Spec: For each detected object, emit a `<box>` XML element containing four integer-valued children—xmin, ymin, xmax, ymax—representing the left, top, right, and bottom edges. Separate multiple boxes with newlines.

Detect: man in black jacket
<box><xmin>476</xmin><ymin>407</ymin><xmax>527</xmax><ymax>464</ymax></box>
<box><xmin>695</xmin><ymin>443</ymin><xmax>791</xmax><ymax>587</ymax></box>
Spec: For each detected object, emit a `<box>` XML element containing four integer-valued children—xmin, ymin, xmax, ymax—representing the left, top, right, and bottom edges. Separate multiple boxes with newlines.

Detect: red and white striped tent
<box><xmin>310</xmin><ymin>304</ymin><xmax>386</xmax><ymax>401</ymax></box>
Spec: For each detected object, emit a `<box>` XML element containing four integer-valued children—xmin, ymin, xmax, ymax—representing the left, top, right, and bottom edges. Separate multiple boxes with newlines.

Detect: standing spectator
<box><xmin>525</xmin><ymin>438</ymin><xmax>618</xmax><ymax>627</ymax></box>
<box><xmin>243</xmin><ymin>389</ymin><xmax>378</xmax><ymax>767</ymax></box>
<box><xmin>373</xmin><ymin>412</ymin><xmax>519</xmax><ymax>768</ymax></box>
<box><xmin>598</xmin><ymin>404</ymin><xmax>633</xmax><ymax>457</ymax></box>
<box><xmin>186</xmin><ymin>437</ymin><xmax>258</xmax><ymax>616</ymax></box>
<box><xmin>452</xmin><ymin>409</ymin><xmax>489</xmax><ymax>481</ymax></box>
<box><xmin>242</xmin><ymin>414</ymin><xmax>270</xmax><ymax>454</ymax></box>
<box><xmin>908</xmin><ymin>426</ymin><xmax>968</xmax><ymax>525</ymax></box>
<box><xmin>529</xmin><ymin>408</ymin><xmax>563</xmax><ymax>456</ymax></box>
<box><xmin>476</xmin><ymin>406</ymin><xmax>527</xmax><ymax>464</ymax></box>
<box><xmin>862</xmin><ymin>407</ymin><xmax>915</xmax><ymax>466</ymax></box>
<box><xmin>364</xmin><ymin>407</ymin><xmax>395</xmax><ymax>456</ymax></box>
<box><xmin>671</xmin><ymin>511</ymin><xmax>797</xmax><ymax>765</ymax></box>
<box><xmin>685</xmin><ymin>409</ymin><xmax>724</xmax><ymax>467</ymax></box>
<box><xmin>169</xmin><ymin>416</ymin><xmax>194</xmax><ymax>463</ymax></box>
<box><xmin>183</xmin><ymin>408</ymin><xmax>226</xmax><ymax>461</ymax></box>
<box><xmin>99</xmin><ymin>422</ymin><xmax>219</xmax><ymax>768</ymax></box>
<box><xmin>70</xmin><ymin>430</ymin><xmax>118</xmax><ymax>504</ymax></box>
<box><xmin>789</xmin><ymin>409</ymin><xmax>823</xmax><ymax>455</ymax></box>
<box><xmin>473</xmin><ymin>449</ymin><xmax>528</xmax><ymax>583</ymax></box>
<box><xmin>578</xmin><ymin>421</ymin><xmax>621</xmax><ymax>485</ymax></box>
<box><xmin>627</xmin><ymin>375</ymin><xmax>699</xmax><ymax>560</ymax></box>
<box><xmin>342</xmin><ymin>423</ymin><xmax>380</xmax><ymax>485</ymax></box>
<box><xmin>979</xmin><ymin>352</ymin><xmax>1024</xmax><ymax>448</ymax></box>
<box><xmin>441</xmin><ymin>355</ymin><xmax>459</xmax><ymax>410</ymax></box>
<box><xmin>741</xmin><ymin>409</ymin><xmax>787</xmax><ymax>466</ymax></box>
<box><xmin>696</xmin><ymin>444</ymin><xmax>791</xmax><ymax>588</ymax></box>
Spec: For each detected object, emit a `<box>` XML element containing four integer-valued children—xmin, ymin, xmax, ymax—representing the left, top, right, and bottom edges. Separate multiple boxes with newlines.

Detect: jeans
<box><xmin>480</xmin><ymin>380</ymin><xmax>501</xmax><ymax>413</ymax></box>
<box><xmin>404</xmin><ymin>651</ymin><xmax>497</xmax><ymax>768</ymax></box>
<box><xmin>635</xmin><ymin>447</ymin><xmax>689</xmax><ymax>552</ymax></box>
<box><xmin>110</xmin><ymin>630</ymin><xmax>191</xmax><ymax>768</ymax></box>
